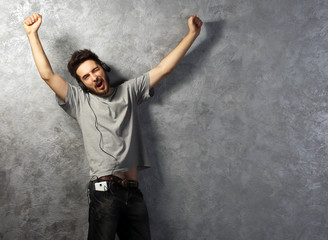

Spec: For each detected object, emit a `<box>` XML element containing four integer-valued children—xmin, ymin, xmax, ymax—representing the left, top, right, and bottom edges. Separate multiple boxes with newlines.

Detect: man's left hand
<box><xmin>188</xmin><ymin>14</ymin><xmax>203</xmax><ymax>36</ymax></box>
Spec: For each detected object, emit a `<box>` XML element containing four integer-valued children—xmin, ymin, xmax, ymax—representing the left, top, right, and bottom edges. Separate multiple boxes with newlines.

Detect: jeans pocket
<box><xmin>89</xmin><ymin>189</ymin><xmax>117</xmax><ymax>221</ymax></box>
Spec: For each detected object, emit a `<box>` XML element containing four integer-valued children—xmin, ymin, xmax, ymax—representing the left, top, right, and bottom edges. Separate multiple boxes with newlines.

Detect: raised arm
<box><xmin>24</xmin><ymin>13</ymin><xmax>67</xmax><ymax>101</ymax></box>
<box><xmin>149</xmin><ymin>14</ymin><xmax>203</xmax><ymax>88</ymax></box>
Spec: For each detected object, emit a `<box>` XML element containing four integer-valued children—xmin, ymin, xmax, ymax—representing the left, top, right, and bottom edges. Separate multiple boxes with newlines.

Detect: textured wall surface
<box><xmin>1</xmin><ymin>0</ymin><xmax>328</xmax><ymax>239</ymax></box>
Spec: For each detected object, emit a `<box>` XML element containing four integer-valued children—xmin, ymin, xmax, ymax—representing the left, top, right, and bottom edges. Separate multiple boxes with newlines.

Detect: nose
<box><xmin>90</xmin><ymin>73</ymin><xmax>97</xmax><ymax>81</ymax></box>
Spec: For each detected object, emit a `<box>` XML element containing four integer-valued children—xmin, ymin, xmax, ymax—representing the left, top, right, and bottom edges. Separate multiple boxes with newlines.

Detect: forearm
<box><xmin>157</xmin><ymin>31</ymin><xmax>198</xmax><ymax>74</ymax></box>
<box><xmin>148</xmin><ymin>14</ymin><xmax>202</xmax><ymax>88</ymax></box>
<box><xmin>27</xmin><ymin>32</ymin><xmax>54</xmax><ymax>80</ymax></box>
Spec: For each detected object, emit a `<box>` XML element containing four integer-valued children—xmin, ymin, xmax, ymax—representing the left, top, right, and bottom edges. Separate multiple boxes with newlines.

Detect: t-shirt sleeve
<box><xmin>56</xmin><ymin>83</ymin><xmax>82</xmax><ymax>119</ymax></box>
<box><xmin>131</xmin><ymin>72</ymin><xmax>154</xmax><ymax>104</ymax></box>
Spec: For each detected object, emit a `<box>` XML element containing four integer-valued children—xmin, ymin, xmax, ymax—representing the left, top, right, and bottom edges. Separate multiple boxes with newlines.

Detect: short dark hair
<box><xmin>67</xmin><ymin>49</ymin><xmax>101</xmax><ymax>82</ymax></box>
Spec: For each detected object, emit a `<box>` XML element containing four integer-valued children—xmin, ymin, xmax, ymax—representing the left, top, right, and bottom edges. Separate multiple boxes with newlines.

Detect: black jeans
<box><xmin>87</xmin><ymin>181</ymin><xmax>151</xmax><ymax>240</ymax></box>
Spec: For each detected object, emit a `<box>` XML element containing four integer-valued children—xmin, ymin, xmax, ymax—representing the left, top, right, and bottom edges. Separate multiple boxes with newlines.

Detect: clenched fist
<box><xmin>23</xmin><ymin>13</ymin><xmax>42</xmax><ymax>35</ymax></box>
<box><xmin>188</xmin><ymin>14</ymin><xmax>203</xmax><ymax>36</ymax></box>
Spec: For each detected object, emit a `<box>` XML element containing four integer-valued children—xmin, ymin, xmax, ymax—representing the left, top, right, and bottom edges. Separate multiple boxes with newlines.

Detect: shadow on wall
<box><xmin>53</xmin><ymin>33</ymin><xmax>126</xmax><ymax>87</ymax></box>
<box><xmin>138</xmin><ymin>20</ymin><xmax>225</xmax><ymax>239</ymax></box>
<box><xmin>158</xmin><ymin>20</ymin><xmax>226</xmax><ymax>96</ymax></box>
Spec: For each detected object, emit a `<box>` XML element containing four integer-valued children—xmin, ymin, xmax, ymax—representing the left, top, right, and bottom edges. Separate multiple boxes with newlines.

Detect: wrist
<box><xmin>26</xmin><ymin>31</ymin><xmax>39</xmax><ymax>38</ymax></box>
<box><xmin>187</xmin><ymin>31</ymin><xmax>199</xmax><ymax>39</ymax></box>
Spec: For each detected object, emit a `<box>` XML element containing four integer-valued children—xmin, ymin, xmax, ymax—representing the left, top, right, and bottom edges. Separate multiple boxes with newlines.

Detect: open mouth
<box><xmin>96</xmin><ymin>80</ymin><xmax>104</xmax><ymax>89</ymax></box>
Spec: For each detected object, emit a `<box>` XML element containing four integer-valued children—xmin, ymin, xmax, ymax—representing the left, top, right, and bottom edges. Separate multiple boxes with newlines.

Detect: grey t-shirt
<box><xmin>57</xmin><ymin>72</ymin><xmax>153</xmax><ymax>178</ymax></box>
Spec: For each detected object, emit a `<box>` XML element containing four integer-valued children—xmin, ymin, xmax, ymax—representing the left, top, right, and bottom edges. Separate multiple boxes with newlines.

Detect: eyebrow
<box><xmin>82</xmin><ymin>73</ymin><xmax>89</xmax><ymax>80</ymax></box>
<box><xmin>82</xmin><ymin>67</ymin><xmax>99</xmax><ymax>80</ymax></box>
<box><xmin>92</xmin><ymin>66</ymin><xmax>99</xmax><ymax>72</ymax></box>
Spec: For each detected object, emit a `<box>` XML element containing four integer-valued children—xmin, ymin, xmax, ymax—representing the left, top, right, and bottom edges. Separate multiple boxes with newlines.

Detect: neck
<box><xmin>92</xmin><ymin>86</ymin><xmax>112</xmax><ymax>97</ymax></box>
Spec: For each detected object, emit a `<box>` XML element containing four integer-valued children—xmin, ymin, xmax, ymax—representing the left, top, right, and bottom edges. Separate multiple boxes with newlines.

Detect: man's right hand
<box><xmin>23</xmin><ymin>13</ymin><xmax>42</xmax><ymax>35</ymax></box>
<box><xmin>23</xmin><ymin>13</ymin><xmax>68</xmax><ymax>102</ymax></box>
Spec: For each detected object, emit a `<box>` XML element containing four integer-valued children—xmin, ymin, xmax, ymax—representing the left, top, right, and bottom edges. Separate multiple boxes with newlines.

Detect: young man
<box><xmin>24</xmin><ymin>12</ymin><xmax>202</xmax><ymax>240</ymax></box>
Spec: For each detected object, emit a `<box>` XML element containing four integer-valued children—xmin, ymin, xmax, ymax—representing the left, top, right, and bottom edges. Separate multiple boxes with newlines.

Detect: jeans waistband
<box><xmin>91</xmin><ymin>175</ymin><xmax>139</xmax><ymax>188</ymax></box>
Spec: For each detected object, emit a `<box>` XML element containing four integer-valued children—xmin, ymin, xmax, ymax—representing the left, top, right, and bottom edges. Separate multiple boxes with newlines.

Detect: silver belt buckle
<box><xmin>121</xmin><ymin>179</ymin><xmax>129</xmax><ymax>188</ymax></box>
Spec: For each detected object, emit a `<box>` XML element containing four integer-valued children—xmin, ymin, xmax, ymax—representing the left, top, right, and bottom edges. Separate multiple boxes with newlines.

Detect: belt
<box><xmin>98</xmin><ymin>175</ymin><xmax>139</xmax><ymax>188</ymax></box>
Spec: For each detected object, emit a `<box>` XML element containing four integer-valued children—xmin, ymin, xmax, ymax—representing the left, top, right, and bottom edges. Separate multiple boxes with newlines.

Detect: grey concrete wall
<box><xmin>1</xmin><ymin>0</ymin><xmax>328</xmax><ymax>239</ymax></box>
